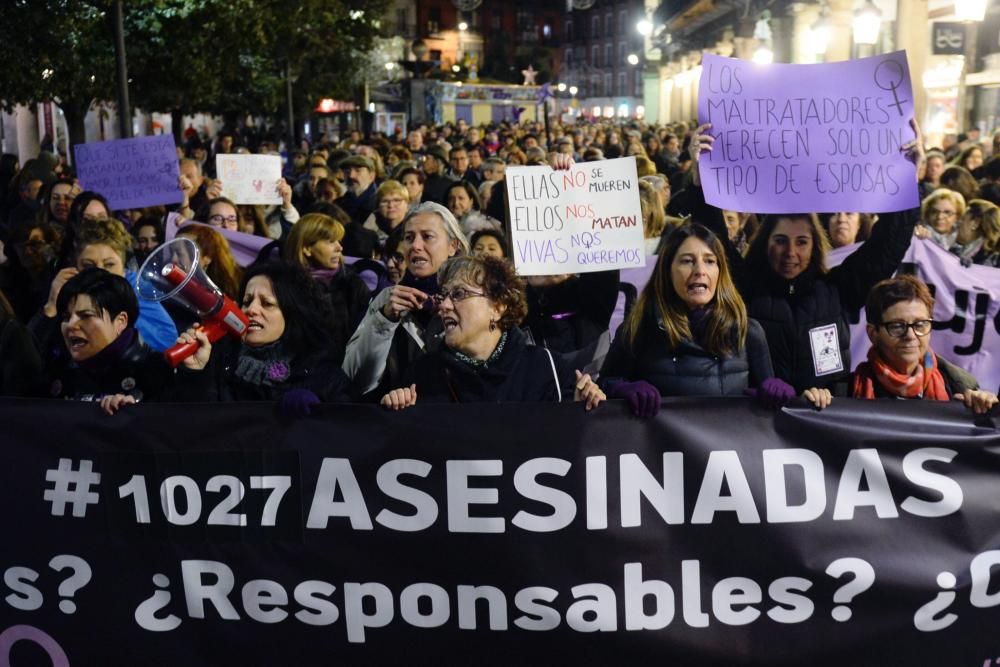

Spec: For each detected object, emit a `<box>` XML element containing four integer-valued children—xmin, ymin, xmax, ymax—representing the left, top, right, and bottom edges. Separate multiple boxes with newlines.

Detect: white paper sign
<box><xmin>505</xmin><ymin>157</ymin><xmax>646</xmax><ymax>275</ymax></box>
<box><xmin>215</xmin><ymin>154</ymin><xmax>282</xmax><ymax>205</ymax></box>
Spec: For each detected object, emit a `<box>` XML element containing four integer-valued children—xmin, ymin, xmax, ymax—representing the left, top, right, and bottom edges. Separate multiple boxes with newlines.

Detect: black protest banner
<box><xmin>1</xmin><ymin>398</ymin><xmax>999</xmax><ymax>666</ymax></box>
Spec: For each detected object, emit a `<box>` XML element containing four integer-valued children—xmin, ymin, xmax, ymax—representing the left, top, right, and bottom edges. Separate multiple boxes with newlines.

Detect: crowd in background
<box><xmin>0</xmin><ymin>112</ymin><xmax>997</xmax><ymax>416</ymax></box>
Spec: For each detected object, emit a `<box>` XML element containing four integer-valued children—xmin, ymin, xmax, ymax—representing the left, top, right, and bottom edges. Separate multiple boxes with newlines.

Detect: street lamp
<box><xmin>627</xmin><ymin>53</ymin><xmax>640</xmax><ymax>65</ymax></box>
<box><xmin>557</xmin><ymin>83</ymin><xmax>567</xmax><ymax>92</ymax></box>
<box><xmin>636</xmin><ymin>19</ymin><xmax>653</xmax><ymax>36</ymax></box>
<box><xmin>852</xmin><ymin>0</ymin><xmax>882</xmax><ymax>46</ymax></box>
<box><xmin>955</xmin><ymin>0</ymin><xmax>987</xmax><ymax>21</ymax></box>
<box><xmin>458</xmin><ymin>21</ymin><xmax>468</xmax><ymax>31</ymax></box>
<box><xmin>569</xmin><ymin>86</ymin><xmax>578</xmax><ymax>95</ymax></box>
<box><xmin>810</xmin><ymin>5</ymin><xmax>833</xmax><ymax>57</ymax></box>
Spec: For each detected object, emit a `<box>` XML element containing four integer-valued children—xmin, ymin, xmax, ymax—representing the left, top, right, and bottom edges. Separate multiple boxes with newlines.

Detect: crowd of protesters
<box><xmin>0</xmin><ymin>112</ymin><xmax>997</xmax><ymax>416</ymax></box>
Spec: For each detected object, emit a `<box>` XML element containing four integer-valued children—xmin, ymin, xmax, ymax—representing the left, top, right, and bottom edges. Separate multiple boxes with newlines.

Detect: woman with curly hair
<box><xmin>380</xmin><ymin>255</ymin><xmax>604</xmax><ymax>409</ymax></box>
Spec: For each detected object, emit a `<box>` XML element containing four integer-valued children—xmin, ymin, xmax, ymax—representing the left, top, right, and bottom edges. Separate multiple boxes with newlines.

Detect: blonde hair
<box><xmin>376</xmin><ymin>179</ymin><xmax>410</xmax><ymax>204</ymax></box>
<box><xmin>967</xmin><ymin>199</ymin><xmax>1000</xmax><ymax>254</ymax></box>
<box><xmin>76</xmin><ymin>217</ymin><xmax>133</xmax><ymax>263</ymax></box>
<box><xmin>639</xmin><ymin>180</ymin><xmax>666</xmax><ymax>240</ymax></box>
<box><xmin>283</xmin><ymin>213</ymin><xmax>346</xmax><ymax>268</ymax></box>
<box><xmin>921</xmin><ymin>188</ymin><xmax>967</xmax><ymax>221</ymax></box>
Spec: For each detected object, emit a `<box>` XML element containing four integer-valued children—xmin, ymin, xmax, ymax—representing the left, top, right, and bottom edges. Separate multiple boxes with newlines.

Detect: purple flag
<box><xmin>697</xmin><ymin>51</ymin><xmax>919</xmax><ymax>214</ymax></box>
<box><xmin>75</xmin><ymin>135</ymin><xmax>183</xmax><ymax>210</ymax></box>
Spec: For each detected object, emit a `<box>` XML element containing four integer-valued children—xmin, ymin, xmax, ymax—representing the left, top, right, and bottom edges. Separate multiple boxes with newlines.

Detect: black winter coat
<box><xmin>743</xmin><ymin>207</ymin><xmax>918</xmax><ymax>392</ymax></box>
<box><xmin>178</xmin><ymin>337</ymin><xmax>352</xmax><ymax>403</ymax></box>
<box><xmin>405</xmin><ymin>327</ymin><xmax>574</xmax><ymax>403</ymax></box>
<box><xmin>314</xmin><ymin>267</ymin><xmax>371</xmax><ymax>365</ymax></box>
<box><xmin>42</xmin><ymin>328</ymin><xmax>172</xmax><ymax>402</ymax></box>
<box><xmin>599</xmin><ymin>307</ymin><xmax>773</xmax><ymax>396</ymax></box>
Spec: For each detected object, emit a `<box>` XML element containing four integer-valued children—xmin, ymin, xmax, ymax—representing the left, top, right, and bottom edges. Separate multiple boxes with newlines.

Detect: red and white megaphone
<box><xmin>135</xmin><ymin>236</ymin><xmax>249</xmax><ymax>368</ymax></box>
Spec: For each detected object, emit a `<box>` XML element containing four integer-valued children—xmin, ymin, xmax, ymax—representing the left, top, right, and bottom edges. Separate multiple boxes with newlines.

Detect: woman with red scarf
<box><xmin>850</xmin><ymin>275</ymin><xmax>996</xmax><ymax>414</ymax></box>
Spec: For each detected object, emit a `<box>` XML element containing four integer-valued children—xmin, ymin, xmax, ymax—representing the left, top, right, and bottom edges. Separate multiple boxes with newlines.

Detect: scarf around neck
<box><xmin>851</xmin><ymin>346</ymin><xmax>949</xmax><ymax>400</ymax></box>
<box><xmin>78</xmin><ymin>327</ymin><xmax>137</xmax><ymax>374</ymax></box>
<box><xmin>233</xmin><ymin>340</ymin><xmax>295</xmax><ymax>387</ymax></box>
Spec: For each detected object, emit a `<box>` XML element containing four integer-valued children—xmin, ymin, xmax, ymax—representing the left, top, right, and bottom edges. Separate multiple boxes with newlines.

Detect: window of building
<box><xmin>591</xmin><ymin>44</ymin><xmax>600</xmax><ymax>67</ymax></box>
<box><xmin>428</xmin><ymin>8</ymin><xmax>441</xmax><ymax>34</ymax></box>
<box><xmin>565</xmin><ymin>19</ymin><xmax>573</xmax><ymax>41</ymax></box>
<box><xmin>618</xmin><ymin>72</ymin><xmax>627</xmax><ymax>95</ymax></box>
<box><xmin>605</xmin><ymin>12</ymin><xmax>613</xmax><ymax>37</ymax></box>
<box><xmin>603</xmin><ymin>72</ymin><xmax>612</xmax><ymax>96</ymax></box>
<box><xmin>618</xmin><ymin>10</ymin><xmax>626</xmax><ymax>34</ymax></box>
<box><xmin>605</xmin><ymin>43</ymin><xmax>612</xmax><ymax>67</ymax></box>
<box><xmin>591</xmin><ymin>15</ymin><xmax>600</xmax><ymax>38</ymax></box>
<box><xmin>618</xmin><ymin>42</ymin><xmax>626</xmax><ymax>65</ymax></box>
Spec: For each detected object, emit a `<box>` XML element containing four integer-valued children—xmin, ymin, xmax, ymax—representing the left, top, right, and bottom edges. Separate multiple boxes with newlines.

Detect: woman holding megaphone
<box><xmin>176</xmin><ymin>261</ymin><xmax>352</xmax><ymax>415</ymax></box>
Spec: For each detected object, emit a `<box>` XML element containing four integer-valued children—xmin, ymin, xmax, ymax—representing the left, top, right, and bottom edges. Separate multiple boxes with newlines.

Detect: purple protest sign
<box><xmin>697</xmin><ymin>51</ymin><xmax>919</xmax><ymax>214</ymax></box>
<box><xmin>75</xmin><ymin>134</ymin><xmax>183</xmax><ymax>211</ymax></box>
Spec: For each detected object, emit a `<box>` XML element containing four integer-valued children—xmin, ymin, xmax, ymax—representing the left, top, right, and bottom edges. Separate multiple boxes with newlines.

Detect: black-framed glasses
<box><xmin>433</xmin><ymin>287</ymin><xmax>486</xmax><ymax>305</ymax></box>
<box><xmin>878</xmin><ymin>319</ymin><xmax>933</xmax><ymax>338</ymax></box>
<box><xmin>208</xmin><ymin>214</ymin><xmax>238</xmax><ymax>225</ymax></box>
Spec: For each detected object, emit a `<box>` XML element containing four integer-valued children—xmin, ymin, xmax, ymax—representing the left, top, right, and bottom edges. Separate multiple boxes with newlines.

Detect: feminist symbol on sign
<box><xmin>874</xmin><ymin>59</ymin><xmax>907</xmax><ymax>117</ymax></box>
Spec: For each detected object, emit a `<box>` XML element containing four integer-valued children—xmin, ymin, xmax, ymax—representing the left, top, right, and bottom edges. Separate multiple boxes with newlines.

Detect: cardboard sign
<box><xmin>697</xmin><ymin>51</ymin><xmax>919</xmax><ymax>214</ymax></box>
<box><xmin>74</xmin><ymin>135</ymin><xmax>182</xmax><ymax>210</ymax></box>
<box><xmin>506</xmin><ymin>158</ymin><xmax>645</xmax><ymax>275</ymax></box>
<box><xmin>215</xmin><ymin>154</ymin><xmax>282</xmax><ymax>205</ymax></box>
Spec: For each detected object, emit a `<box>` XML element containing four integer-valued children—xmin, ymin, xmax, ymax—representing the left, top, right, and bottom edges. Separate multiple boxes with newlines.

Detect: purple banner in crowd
<box><xmin>827</xmin><ymin>238</ymin><xmax>1000</xmax><ymax>392</ymax></box>
<box><xmin>75</xmin><ymin>135</ymin><xmax>183</xmax><ymax>210</ymax></box>
<box><xmin>612</xmin><ymin>240</ymin><xmax>1000</xmax><ymax>391</ymax></box>
<box><xmin>697</xmin><ymin>51</ymin><xmax>919</xmax><ymax>214</ymax></box>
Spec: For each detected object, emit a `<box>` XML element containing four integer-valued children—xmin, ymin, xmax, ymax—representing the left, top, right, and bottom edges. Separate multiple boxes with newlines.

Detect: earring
<box><xmin>489</xmin><ymin>319</ymin><xmax>497</xmax><ymax>332</ymax></box>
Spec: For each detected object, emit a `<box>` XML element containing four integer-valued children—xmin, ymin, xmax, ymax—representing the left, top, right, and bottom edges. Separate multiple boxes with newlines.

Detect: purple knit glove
<box><xmin>278</xmin><ymin>388</ymin><xmax>321</xmax><ymax>418</ymax></box>
<box><xmin>744</xmin><ymin>377</ymin><xmax>797</xmax><ymax>408</ymax></box>
<box><xmin>608</xmin><ymin>380</ymin><xmax>661</xmax><ymax>418</ymax></box>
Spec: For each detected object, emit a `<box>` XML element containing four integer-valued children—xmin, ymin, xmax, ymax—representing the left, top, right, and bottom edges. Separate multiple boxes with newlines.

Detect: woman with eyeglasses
<box><xmin>198</xmin><ymin>197</ymin><xmax>240</xmax><ymax>231</ymax></box>
<box><xmin>848</xmin><ymin>275</ymin><xmax>997</xmax><ymax>413</ymax></box>
<box><xmin>380</xmin><ymin>255</ymin><xmax>604</xmax><ymax>409</ymax></box>
<box><xmin>363</xmin><ymin>180</ymin><xmax>410</xmax><ymax>244</ymax></box>
<box><xmin>915</xmin><ymin>189</ymin><xmax>965</xmax><ymax>249</ymax></box>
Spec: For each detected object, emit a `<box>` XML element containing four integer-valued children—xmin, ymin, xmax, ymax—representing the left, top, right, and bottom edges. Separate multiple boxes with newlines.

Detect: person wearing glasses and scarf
<box><xmin>380</xmin><ymin>255</ymin><xmax>604</xmax><ymax>410</ymax></box>
<box><xmin>848</xmin><ymin>275</ymin><xmax>996</xmax><ymax>414</ymax></box>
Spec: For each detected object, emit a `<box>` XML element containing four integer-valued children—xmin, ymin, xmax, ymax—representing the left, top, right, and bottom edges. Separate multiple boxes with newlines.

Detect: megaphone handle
<box><xmin>163</xmin><ymin>320</ymin><xmax>230</xmax><ymax>368</ymax></box>
<box><xmin>165</xmin><ymin>340</ymin><xmax>200</xmax><ymax>368</ymax></box>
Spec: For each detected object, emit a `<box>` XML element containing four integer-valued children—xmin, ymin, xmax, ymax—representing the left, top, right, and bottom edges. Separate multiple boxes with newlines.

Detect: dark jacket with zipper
<box><xmin>405</xmin><ymin>327</ymin><xmax>574</xmax><ymax>403</ymax></box>
<box><xmin>742</xmin><ymin>206</ymin><xmax>918</xmax><ymax>393</ymax></box>
<box><xmin>670</xmin><ymin>181</ymin><xmax>918</xmax><ymax>393</ymax></box>
<box><xmin>599</xmin><ymin>306</ymin><xmax>773</xmax><ymax>396</ymax></box>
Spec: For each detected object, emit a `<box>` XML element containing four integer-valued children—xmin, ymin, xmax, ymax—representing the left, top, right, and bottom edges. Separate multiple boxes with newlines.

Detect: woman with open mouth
<box><xmin>46</xmin><ymin>268</ymin><xmax>171</xmax><ymax>414</ymax></box>
<box><xmin>379</xmin><ymin>255</ymin><xmax>604</xmax><ymax>410</ymax></box>
<box><xmin>343</xmin><ymin>202</ymin><xmax>469</xmax><ymax>401</ymax></box>
<box><xmin>176</xmin><ymin>261</ymin><xmax>351</xmax><ymax>415</ymax></box>
<box><xmin>599</xmin><ymin>224</ymin><xmax>831</xmax><ymax>418</ymax></box>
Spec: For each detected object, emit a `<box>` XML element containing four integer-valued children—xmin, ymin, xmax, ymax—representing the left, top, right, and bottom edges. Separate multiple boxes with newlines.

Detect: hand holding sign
<box><xmin>697</xmin><ymin>51</ymin><xmax>920</xmax><ymax>213</ymax></box>
<box><xmin>506</xmin><ymin>157</ymin><xmax>645</xmax><ymax>275</ymax></box>
<box><xmin>215</xmin><ymin>155</ymin><xmax>282</xmax><ymax>205</ymax></box>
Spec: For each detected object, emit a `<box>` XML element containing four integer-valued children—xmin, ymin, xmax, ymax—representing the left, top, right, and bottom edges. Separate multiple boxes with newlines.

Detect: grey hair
<box><xmin>403</xmin><ymin>201</ymin><xmax>470</xmax><ymax>254</ymax></box>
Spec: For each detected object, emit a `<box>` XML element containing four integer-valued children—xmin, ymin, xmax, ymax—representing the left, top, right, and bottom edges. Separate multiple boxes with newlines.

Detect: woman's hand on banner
<box><xmin>953</xmin><ymin>390</ymin><xmax>998</xmax><ymax>415</ymax></box>
<box><xmin>803</xmin><ymin>387</ymin><xmax>833</xmax><ymax>410</ymax></box>
<box><xmin>381</xmin><ymin>384</ymin><xmax>418</xmax><ymax>410</ymax></box>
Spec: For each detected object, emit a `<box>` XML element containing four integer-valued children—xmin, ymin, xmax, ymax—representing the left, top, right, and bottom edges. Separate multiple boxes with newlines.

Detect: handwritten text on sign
<box><xmin>216</xmin><ymin>154</ymin><xmax>283</xmax><ymax>205</ymax></box>
<box><xmin>697</xmin><ymin>51</ymin><xmax>919</xmax><ymax>214</ymax></box>
<box><xmin>74</xmin><ymin>135</ymin><xmax>182</xmax><ymax>211</ymax></box>
<box><xmin>506</xmin><ymin>158</ymin><xmax>645</xmax><ymax>275</ymax></box>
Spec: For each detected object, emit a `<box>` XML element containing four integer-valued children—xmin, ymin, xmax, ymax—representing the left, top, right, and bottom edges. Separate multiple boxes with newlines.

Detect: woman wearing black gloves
<box><xmin>177</xmin><ymin>261</ymin><xmax>351</xmax><ymax>413</ymax></box>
